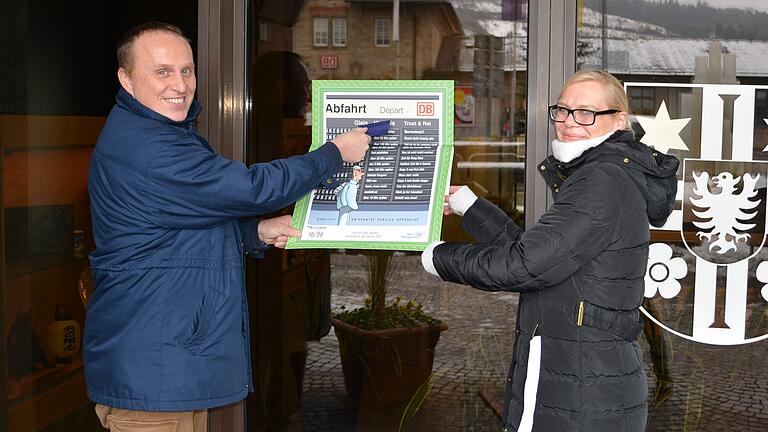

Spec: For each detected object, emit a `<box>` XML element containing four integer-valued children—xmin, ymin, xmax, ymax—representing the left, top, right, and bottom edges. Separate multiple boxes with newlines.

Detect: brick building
<box><xmin>293</xmin><ymin>0</ymin><xmax>463</xmax><ymax>80</ymax></box>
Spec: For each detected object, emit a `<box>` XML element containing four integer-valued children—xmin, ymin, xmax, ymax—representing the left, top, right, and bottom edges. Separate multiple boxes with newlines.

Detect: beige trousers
<box><xmin>95</xmin><ymin>404</ymin><xmax>208</xmax><ymax>432</ymax></box>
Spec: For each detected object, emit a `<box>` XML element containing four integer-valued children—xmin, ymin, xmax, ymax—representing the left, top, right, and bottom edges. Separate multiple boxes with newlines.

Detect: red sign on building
<box><xmin>320</xmin><ymin>55</ymin><xmax>338</xmax><ymax>70</ymax></box>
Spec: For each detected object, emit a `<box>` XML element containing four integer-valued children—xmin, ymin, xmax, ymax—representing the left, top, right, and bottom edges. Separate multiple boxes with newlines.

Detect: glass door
<box><xmin>246</xmin><ymin>0</ymin><xmax>530</xmax><ymax>429</ymax></box>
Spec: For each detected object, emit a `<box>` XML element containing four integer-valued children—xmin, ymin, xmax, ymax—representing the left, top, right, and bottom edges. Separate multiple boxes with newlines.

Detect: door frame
<box><xmin>198</xmin><ymin>0</ymin><xmax>247</xmax><ymax>162</ymax></box>
<box><xmin>525</xmin><ymin>0</ymin><xmax>577</xmax><ymax>224</ymax></box>
<box><xmin>196</xmin><ymin>0</ymin><xmax>247</xmax><ymax>430</ymax></box>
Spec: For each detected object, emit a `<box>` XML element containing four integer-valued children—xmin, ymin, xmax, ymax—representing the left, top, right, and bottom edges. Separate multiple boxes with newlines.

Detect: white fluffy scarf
<box><xmin>551</xmin><ymin>130</ymin><xmax>616</xmax><ymax>163</ymax></box>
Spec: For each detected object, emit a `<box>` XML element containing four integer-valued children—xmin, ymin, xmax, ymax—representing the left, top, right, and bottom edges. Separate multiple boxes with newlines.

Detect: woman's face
<box><xmin>554</xmin><ymin>80</ymin><xmax>627</xmax><ymax>142</ymax></box>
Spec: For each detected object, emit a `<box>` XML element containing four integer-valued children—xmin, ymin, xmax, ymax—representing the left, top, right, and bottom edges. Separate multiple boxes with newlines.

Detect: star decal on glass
<box><xmin>763</xmin><ymin>119</ymin><xmax>768</xmax><ymax>151</ymax></box>
<box><xmin>636</xmin><ymin>100</ymin><xmax>691</xmax><ymax>154</ymax></box>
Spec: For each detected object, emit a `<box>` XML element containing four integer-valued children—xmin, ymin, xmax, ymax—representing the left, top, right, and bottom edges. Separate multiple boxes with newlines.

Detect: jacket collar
<box><xmin>538</xmin><ymin>130</ymin><xmax>640</xmax><ymax>192</ymax></box>
<box><xmin>116</xmin><ymin>87</ymin><xmax>201</xmax><ymax>126</ymax></box>
<box><xmin>537</xmin><ymin>129</ymin><xmax>679</xmax><ymax>197</ymax></box>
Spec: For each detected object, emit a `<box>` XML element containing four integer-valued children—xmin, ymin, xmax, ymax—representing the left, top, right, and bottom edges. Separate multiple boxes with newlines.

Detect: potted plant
<box><xmin>332</xmin><ymin>251</ymin><xmax>448</xmax><ymax>417</ymax></box>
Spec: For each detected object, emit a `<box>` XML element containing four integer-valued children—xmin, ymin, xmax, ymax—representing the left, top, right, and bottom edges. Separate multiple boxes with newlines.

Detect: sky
<box><xmin>676</xmin><ymin>0</ymin><xmax>768</xmax><ymax>13</ymax></box>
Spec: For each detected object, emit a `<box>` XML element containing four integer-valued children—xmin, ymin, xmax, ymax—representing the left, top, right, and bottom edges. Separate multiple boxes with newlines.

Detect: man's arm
<box><xmin>147</xmin><ymin>129</ymin><xmax>369</xmax><ymax>229</ymax></box>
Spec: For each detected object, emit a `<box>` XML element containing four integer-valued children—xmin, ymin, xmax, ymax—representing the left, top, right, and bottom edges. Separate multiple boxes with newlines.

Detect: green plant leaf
<box><xmin>386</xmin><ymin>339</ymin><xmax>403</xmax><ymax>377</ymax></box>
<box><xmin>332</xmin><ymin>251</ymin><xmax>442</xmax><ymax>330</ymax></box>
<box><xmin>398</xmin><ymin>374</ymin><xmax>432</xmax><ymax>432</ymax></box>
<box><xmin>357</xmin><ymin>353</ymin><xmax>385</xmax><ymax>408</ymax></box>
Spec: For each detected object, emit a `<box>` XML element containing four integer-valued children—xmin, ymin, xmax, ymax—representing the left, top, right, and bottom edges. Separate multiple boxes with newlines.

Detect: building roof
<box><xmin>448</xmin><ymin>3</ymin><xmax>768</xmax><ymax>77</ymax></box>
<box><xmin>346</xmin><ymin>0</ymin><xmax>463</xmax><ymax>36</ymax></box>
<box><xmin>347</xmin><ymin>0</ymin><xmax>453</xmax><ymax>3</ymax></box>
<box><xmin>579</xmin><ymin>38</ymin><xmax>768</xmax><ymax>77</ymax></box>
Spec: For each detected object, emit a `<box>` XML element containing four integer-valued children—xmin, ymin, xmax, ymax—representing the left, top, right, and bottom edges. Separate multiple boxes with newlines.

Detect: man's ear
<box><xmin>117</xmin><ymin>68</ymin><xmax>133</xmax><ymax>95</ymax></box>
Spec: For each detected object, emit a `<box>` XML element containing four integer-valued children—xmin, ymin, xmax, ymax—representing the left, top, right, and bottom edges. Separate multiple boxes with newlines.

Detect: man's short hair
<box><xmin>117</xmin><ymin>21</ymin><xmax>190</xmax><ymax>71</ymax></box>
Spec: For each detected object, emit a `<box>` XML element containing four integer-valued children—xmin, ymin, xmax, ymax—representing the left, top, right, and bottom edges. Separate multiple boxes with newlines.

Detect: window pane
<box><xmin>248</xmin><ymin>1</ymin><xmax>531</xmax><ymax>429</ymax></box>
<box><xmin>578</xmin><ymin>1</ymin><xmax>768</xmax><ymax>431</ymax></box>
<box><xmin>314</xmin><ymin>17</ymin><xmax>328</xmax><ymax>46</ymax></box>
<box><xmin>1</xmin><ymin>1</ymin><xmax>196</xmax><ymax>430</ymax></box>
<box><xmin>375</xmin><ymin>19</ymin><xmax>391</xmax><ymax>47</ymax></box>
<box><xmin>332</xmin><ymin>17</ymin><xmax>346</xmax><ymax>47</ymax></box>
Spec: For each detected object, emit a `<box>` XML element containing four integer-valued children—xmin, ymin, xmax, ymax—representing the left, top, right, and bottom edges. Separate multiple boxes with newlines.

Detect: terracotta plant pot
<box><xmin>331</xmin><ymin>318</ymin><xmax>448</xmax><ymax>409</ymax></box>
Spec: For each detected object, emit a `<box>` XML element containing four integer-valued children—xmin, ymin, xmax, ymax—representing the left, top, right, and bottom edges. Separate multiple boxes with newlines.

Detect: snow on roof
<box><xmin>449</xmin><ymin>4</ymin><xmax>768</xmax><ymax>76</ymax></box>
<box><xmin>579</xmin><ymin>38</ymin><xmax>768</xmax><ymax>77</ymax></box>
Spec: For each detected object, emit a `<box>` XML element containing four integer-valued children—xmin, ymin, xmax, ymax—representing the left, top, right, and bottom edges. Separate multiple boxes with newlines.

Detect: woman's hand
<box><xmin>444</xmin><ymin>185</ymin><xmax>478</xmax><ymax>216</ymax></box>
<box><xmin>443</xmin><ymin>185</ymin><xmax>466</xmax><ymax>215</ymax></box>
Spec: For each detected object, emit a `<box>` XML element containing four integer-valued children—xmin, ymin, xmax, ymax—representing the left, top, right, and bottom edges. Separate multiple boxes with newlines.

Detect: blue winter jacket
<box><xmin>85</xmin><ymin>89</ymin><xmax>342</xmax><ymax>411</ymax></box>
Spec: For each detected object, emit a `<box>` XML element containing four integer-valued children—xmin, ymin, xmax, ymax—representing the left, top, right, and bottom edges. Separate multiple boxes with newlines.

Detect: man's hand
<box><xmin>257</xmin><ymin>215</ymin><xmax>301</xmax><ymax>249</ymax></box>
<box><xmin>332</xmin><ymin>128</ymin><xmax>371</xmax><ymax>163</ymax></box>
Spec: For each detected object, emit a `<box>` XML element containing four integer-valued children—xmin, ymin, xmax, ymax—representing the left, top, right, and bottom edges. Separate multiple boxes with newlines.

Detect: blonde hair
<box><xmin>561</xmin><ymin>69</ymin><xmax>631</xmax><ymax>130</ymax></box>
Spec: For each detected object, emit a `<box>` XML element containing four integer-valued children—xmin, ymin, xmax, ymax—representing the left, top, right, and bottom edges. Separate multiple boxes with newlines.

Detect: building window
<box><xmin>628</xmin><ymin>86</ymin><xmax>655</xmax><ymax>115</ymax></box>
<box><xmin>314</xmin><ymin>17</ymin><xmax>328</xmax><ymax>47</ymax></box>
<box><xmin>375</xmin><ymin>19</ymin><xmax>391</xmax><ymax>47</ymax></box>
<box><xmin>332</xmin><ymin>18</ymin><xmax>347</xmax><ymax>47</ymax></box>
<box><xmin>756</xmin><ymin>90</ymin><xmax>768</xmax><ymax>128</ymax></box>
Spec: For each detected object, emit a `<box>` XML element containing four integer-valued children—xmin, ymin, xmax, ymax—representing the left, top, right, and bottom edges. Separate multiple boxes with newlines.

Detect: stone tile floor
<box><xmin>285</xmin><ymin>253</ymin><xmax>768</xmax><ymax>432</ymax></box>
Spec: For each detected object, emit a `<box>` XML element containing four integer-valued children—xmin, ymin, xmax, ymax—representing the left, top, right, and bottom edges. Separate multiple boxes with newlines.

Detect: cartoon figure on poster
<box><xmin>334</xmin><ymin>165</ymin><xmax>365</xmax><ymax>225</ymax></box>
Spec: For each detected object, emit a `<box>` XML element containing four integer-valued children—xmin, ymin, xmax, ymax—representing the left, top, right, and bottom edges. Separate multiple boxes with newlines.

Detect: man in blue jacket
<box><xmin>85</xmin><ymin>22</ymin><xmax>370</xmax><ymax>430</ymax></box>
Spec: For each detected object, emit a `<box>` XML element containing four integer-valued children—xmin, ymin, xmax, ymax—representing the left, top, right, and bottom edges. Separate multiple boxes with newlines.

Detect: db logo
<box><xmin>417</xmin><ymin>102</ymin><xmax>434</xmax><ymax>116</ymax></box>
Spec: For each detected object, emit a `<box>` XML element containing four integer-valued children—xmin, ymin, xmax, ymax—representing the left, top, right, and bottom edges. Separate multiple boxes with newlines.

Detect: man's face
<box><xmin>118</xmin><ymin>31</ymin><xmax>196</xmax><ymax>121</ymax></box>
<box><xmin>352</xmin><ymin>169</ymin><xmax>364</xmax><ymax>181</ymax></box>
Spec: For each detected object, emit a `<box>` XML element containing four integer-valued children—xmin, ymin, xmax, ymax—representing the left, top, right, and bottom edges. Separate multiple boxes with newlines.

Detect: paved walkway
<box><xmin>286</xmin><ymin>253</ymin><xmax>768</xmax><ymax>432</ymax></box>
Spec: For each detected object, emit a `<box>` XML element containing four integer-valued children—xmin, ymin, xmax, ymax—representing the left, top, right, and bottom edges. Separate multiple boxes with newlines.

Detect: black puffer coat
<box><xmin>432</xmin><ymin>131</ymin><xmax>678</xmax><ymax>431</ymax></box>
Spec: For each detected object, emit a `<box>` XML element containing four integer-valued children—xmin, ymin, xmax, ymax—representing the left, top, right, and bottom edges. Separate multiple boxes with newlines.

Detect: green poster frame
<box><xmin>287</xmin><ymin>80</ymin><xmax>454</xmax><ymax>251</ymax></box>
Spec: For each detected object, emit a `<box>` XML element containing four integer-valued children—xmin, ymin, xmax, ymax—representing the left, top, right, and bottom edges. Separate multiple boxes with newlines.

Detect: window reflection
<box><xmin>253</xmin><ymin>0</ymin><xmax>530</xmax><ymax>429</ymax></box>
<box><xmin>578</xmin><ymin>1</ymin><xmax>768</xmax><ymax>430</ymax></box>
<box><xmin>295</xmin><ymin>0</ymin><xmax>529</xmax><ymax>233</ymax></box>
<box><xmin>1</xmin><ymin>1</ymin><xmax>196</xmax><ymax>430</ymax></box>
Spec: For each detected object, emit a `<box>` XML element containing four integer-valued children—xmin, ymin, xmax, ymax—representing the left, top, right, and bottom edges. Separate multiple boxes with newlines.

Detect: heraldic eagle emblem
<box><xmin>690</xmin><ymin>171</ymin><xmax>761</xmax><ymax>254</ymax></box>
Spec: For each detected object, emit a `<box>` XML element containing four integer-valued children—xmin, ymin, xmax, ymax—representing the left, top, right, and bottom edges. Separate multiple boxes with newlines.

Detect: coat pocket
<box><xmin>183</xmin><ymin>289</ymin><xmax>223</xmax><ymax>354</ymax></box>
<box><xmin>107</xmin><ymin>416</ymin><xmax>179</xmax><ymax>432</ymax></box>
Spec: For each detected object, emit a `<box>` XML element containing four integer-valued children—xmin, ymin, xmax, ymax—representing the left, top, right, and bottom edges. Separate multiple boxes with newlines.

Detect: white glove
<box><xmin>449</xmin><ymin>186</ymin><xmax>478</xmax><ymax>216</ymax></box>
<box><xmin>421</xmin><ymin>241</ymin><xmax>445</xmax><ymax>276</ymax></box>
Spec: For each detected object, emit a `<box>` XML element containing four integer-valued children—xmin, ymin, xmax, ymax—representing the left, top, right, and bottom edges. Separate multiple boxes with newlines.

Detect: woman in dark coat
<box><xmin>422</xmin><ymin>70</ymin><xmax>679</xmax><ymax>431</ymax></box>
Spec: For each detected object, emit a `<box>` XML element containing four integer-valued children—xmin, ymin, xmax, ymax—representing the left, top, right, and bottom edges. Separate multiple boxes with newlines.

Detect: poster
<box><xmin>454</xmin><ymin>85</ymin><xmax>475</xmax><ymax>127</ymax></box>
<box><xmin>287</xmin><ymin>80</ymin><xmax>454</xmax><ymax>251</ymax></box>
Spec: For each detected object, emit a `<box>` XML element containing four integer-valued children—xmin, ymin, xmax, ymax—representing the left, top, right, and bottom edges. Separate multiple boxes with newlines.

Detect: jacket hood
<box><xmin>542</xmin><ymin>130</ymin><xmax>680</xmax><ymax>227</ymax></box>
<box><xmin>116</xmin><ymin>87</ymin><xmax>202</xmax><ymax>126</ymax></box>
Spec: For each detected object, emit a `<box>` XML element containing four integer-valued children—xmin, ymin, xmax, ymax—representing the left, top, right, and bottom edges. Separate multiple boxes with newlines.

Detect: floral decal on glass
<box><xmin>645</xmin><ymin>243</ymin><xmax>687</xmax><ymax>299</ymax></box>
<box><xmin>755</xmin><ymin>261</ymin><xmax>768</xmax><ymax>302</ymax></box>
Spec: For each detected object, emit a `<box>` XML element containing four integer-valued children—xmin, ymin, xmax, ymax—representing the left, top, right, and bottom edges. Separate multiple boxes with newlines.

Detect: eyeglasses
<box><xmin>548</xmin><ymin>105</ymin><xmax>620</xmax><ymax>126</ymax></box>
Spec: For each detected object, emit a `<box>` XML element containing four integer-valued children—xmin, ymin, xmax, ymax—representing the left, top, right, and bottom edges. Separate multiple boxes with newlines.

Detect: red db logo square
<box><xmin>417</xmin><ymin>102</ymin><xmax>434</xmax><ymax>116</ymax></box>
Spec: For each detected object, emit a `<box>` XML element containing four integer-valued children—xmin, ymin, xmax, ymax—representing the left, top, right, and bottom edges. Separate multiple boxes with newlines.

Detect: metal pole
<box><xmin>601</xmin><ymin>0</ymin><xmax>607</xmax><ymax>70</ymax></box>
<box><xmin>509</xmin><ymin>20</ymin><xmax>518</xmax><ymax>140</ymax></box>
<box><xmin>488</xmin><ymin>40</ymin><xmax>493</xmax><ymax>136</ymax></box>
<box><xmin>393</xmin><ymin>0</ymin><xmax>400</xmax><ymax>79</ymax></box>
